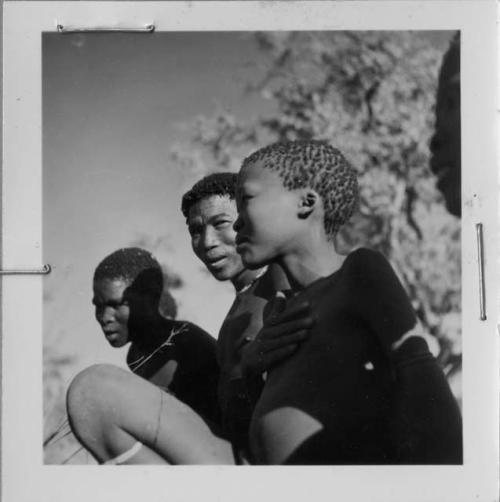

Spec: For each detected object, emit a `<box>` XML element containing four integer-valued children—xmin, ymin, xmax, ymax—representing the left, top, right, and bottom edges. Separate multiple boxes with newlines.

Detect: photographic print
<box><xmin>2</xmin><ymin>2</ymin><xmax>498</xmax><ymax>502</ymax></box>
<box><xmin>42</xmin><ymin>29</ymin><xmax>463</xmax><ymax>465</ymax></box>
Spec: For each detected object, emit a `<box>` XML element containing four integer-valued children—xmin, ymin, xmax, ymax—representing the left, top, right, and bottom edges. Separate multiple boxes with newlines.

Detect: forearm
<box><xmin>391</xmin><ymin>337</ymin><xmax>462</xmax><ymax>464</ymax></box>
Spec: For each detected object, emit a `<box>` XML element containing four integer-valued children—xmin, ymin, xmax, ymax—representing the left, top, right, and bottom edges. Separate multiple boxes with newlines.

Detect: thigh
<box><xmin>116</xmin><ymin>369</ymin><xmax>236</xmax><ymax>464</ymax></box>
<box><xmin>70</xmin><ymin>364</ymin><xmax>236</xmax><ymax>465</ymax></box>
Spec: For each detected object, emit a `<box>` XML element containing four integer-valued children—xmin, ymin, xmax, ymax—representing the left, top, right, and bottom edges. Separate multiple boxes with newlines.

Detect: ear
<box><xmin>297</xmin><ymin>189</ymin><xmax>320</xmax><ymax>219</ymax></box>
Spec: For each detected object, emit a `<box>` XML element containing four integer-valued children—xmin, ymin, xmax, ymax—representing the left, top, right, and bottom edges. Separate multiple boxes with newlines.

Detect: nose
<box><xmin>96</xmin><ymin>306</ymin><xmax>115</xmax><ymax>325</ymax></box>
<box><xmin>201</xmin><ymin>226</ymin><xmax>218</xmax><ymax>250</ymax></box>
<box><xmin>233</xmin><ymin>215</ymin><xmax>242</xmax><ymax>233</ymax></box>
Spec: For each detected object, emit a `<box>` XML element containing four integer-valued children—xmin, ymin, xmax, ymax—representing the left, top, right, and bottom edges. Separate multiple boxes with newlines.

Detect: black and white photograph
<box><xmin>2</xmin><ymin>2</ymin><xmax>498</xmax><ymax>501</ymax></box>
<box><xmin>42</xmin><ymin>28</ymin><xmax>464</xmax><ymax>466</ymax></box>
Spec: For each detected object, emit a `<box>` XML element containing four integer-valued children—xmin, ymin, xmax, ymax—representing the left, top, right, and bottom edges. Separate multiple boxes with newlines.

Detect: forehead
<box><xmin>187</xmin><ymin>194</ymin><xmax>237</xmax><ymax>222</ymax></box>
<box><xmin>239</xmin><ymin>160</ymin><xmax>282</xmax><ymax>189</ymax></box>
<box><xmin>93</xmin><ymin>278</ymin><xmax>130</xmax><ymax>299</ymax></box>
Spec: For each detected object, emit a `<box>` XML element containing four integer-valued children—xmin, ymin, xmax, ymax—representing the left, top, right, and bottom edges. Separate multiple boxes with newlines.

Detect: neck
<box><xmin>278</xmin><ymin>236</ymin><xmax>344</xmax><ymax>291</ymax></box>
<box><xmin>131</xmin><ymin>315</ymin><xmax>170</xmax><ymax>348</ymax></box>
<box><xmin>230</xmin><ymin>267</ymin><xmax>265</xmax><ymax>293</ymax></box>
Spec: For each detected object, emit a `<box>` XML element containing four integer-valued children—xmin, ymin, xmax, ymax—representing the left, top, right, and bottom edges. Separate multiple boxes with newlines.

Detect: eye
<box><xmin>188</xmin><ymin>225</ymin><xmax>201</xmax><ymax>237</ymax></box>
<box><xmin>214</xmin><ymin>219</ymin><xmax>231</xmax><ymax>228</ymax></box>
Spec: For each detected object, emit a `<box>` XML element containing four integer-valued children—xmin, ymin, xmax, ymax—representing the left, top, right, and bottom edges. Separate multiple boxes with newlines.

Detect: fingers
<box><xmin>264</xmin><ymin>299</ymin><xmax>312</xmax><ymax>327</ymax></box>
<box><xmin>263</xmin><ymin>330</ymin><xmax>309</xmax><ymax>351</ymax></box>
<box><xmin>258</xmin><ymin>344</ymin><xmax>299</xmax><ymax>372</ymax></box>
<box><xmin>261</xmin><ymin>316</ymin><xmax>314</xmax><ymax>340</ymax></box>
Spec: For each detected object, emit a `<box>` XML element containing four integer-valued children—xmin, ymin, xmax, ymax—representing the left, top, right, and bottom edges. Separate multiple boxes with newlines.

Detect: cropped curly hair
<box><xmin>181</xmin><ymin>172</ymin><xmax>237</xmax><ymax>219</ymax></box>
<box><xmin>93</xmin><ymin>247</ymin><xmax>163</xmax><ymax>301</ymax></box>
<box><xmin>242</xmin><ymin>140</ymin><xmax>358</xmax><ymax>239</ymax></box>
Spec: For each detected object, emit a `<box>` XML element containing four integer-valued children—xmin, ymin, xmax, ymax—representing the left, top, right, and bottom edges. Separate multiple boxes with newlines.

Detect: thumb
<box><xmin>263</xmin><ymin>291</ymin><xmax>288</xmax><ymax>326</ymax></box>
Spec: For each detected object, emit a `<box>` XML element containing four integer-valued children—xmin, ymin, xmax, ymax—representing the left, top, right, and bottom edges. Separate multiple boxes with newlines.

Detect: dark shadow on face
<box><xmin>124</xmin><ymin>267</ymin><xmax>175</xmax><ymax>340</ymax></box>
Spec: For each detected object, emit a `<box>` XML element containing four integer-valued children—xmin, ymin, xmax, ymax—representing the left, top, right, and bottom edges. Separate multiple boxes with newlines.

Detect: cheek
<box><xmin>116</xmin><ymin>307</ymin><xmax>130</xmax><ymax>325</ymax></box>
<box><xmin>191</xmin><ymin>237</ymin><xmax>202</xmax><ymax>257</ymax></box>
<box><xmin>219</xmin><ymin>227</ymin><xmax>237</xmax><ymax>246</ymax></box>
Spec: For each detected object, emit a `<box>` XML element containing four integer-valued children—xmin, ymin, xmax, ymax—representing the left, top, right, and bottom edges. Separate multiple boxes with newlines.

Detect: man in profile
<box><xmin>66</xmin><ymin>247</ymin><xmax>223</xmax><ymax>464</ymax></box>
<box><xmin>430</xmin><ymin>32</ymin><xmax>460</xmax><ymax>217</ymax></box>
<box><xmin>92</xmin><ymin>247</ymin><xmax>220</xmax><ymax>423</ymax></box>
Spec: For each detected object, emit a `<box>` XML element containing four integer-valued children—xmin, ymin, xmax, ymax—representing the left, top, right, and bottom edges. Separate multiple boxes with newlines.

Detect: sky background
<box><xmin>43</xmin><ymin>31</ymin><xmax>453</xmax><ymax>419</ymax></box>
<box><xmin>43</xmin><ymin>32</ymin><xmax>274</xmax><ymax>379</ymax></box>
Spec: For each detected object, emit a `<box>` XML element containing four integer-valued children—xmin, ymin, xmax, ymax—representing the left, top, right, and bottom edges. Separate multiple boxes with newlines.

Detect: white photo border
<box><xmin>2</xmin><ymin>2</ymin><xmax>498</xmax><ymax>501</ymax></box>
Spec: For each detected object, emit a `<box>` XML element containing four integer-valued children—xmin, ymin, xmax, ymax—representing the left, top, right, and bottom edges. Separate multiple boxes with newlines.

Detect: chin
<box><xmin>208</xmin><ymin>267</ymin><xmax>231</xmax><ymax>281</ymax></box>
<box><xmin>108</xmin><ymin>336</ymin><xmax>129</xmax><ymax>348</ymax></box>
<box><xmin>241</xmin><ymin>253</ymin><xmax>269</xmax><ymax>270</ymax></box>
<box><xmin>109</xmin><ymin>340</ymin><xmax>125</xmax><ymax>348</ymax></box>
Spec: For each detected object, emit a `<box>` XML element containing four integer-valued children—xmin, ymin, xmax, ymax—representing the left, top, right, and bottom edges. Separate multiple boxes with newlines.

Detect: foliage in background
<box><xmin>44</xmin><ymin>31</ymin><xmax>462</xmax><ymax>463</ymax></box>
<box><xmin>172</xmin><ymin>32</ymin><xmax>461</xmax><ymax>374</ymax></box>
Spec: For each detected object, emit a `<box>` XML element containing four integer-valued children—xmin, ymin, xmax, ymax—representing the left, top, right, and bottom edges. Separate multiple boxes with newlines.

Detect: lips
<box><xmin>206</xmin><ymin>256</ymin><xmax>227</xmax><ymax>268</ymax></box>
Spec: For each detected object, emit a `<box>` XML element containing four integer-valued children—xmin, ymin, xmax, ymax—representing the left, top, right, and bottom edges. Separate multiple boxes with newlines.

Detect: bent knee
<box><xmin>66</xmin><ymin>364</ymin><xmax>128</xmax><ymax>429</ymax></box>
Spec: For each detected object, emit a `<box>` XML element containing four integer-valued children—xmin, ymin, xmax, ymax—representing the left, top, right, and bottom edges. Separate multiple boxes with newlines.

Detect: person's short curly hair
<box><xmin>181</xmin><ymin>172</ymin><xmax>237</xmax><ymax>219</ymax></box>
<box><xmin>93</xmin><ymin>247</ymin><xmax>163</xmax><ymax>301</ymax></box>
<box><xmin>242</xmin><ymin>140</ymin><xmax>358</xmax><ymax>239</ymax></box>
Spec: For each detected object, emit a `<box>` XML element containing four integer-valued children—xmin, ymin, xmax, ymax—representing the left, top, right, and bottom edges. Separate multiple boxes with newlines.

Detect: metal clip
<box><xmin>57</xmin><ymin>24</ymin><xmax>155</xmax><ymax>34</ymax></box>
<box><xmin>476</xmin><ymin>223</ymin><xmax>486</xmax><ymax>320</ymax></box>
<box><xmin>0</xmin><ymin>264</ymin><xmax>52</xmax><ymax>276</ymax></box>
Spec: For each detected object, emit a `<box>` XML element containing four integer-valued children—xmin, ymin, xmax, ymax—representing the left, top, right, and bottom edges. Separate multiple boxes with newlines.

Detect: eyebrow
<box><xmin>92</xmin><ymin>296</ymin><xmax>126</xmax><ymax>306</ymax></box>
<box><xmin>208</xmin><ymin>212</ymin><xmax>233</xmax><ymax>221</ymax></box>
<box><xmin>188</xmin><ymin>211</ymin><xmax>233</xmax><ymax>225</ymax></box>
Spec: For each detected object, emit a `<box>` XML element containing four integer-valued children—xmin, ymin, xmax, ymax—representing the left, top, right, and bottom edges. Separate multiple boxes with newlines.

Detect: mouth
<box><xmin>206</xmin><ymin>256</ymin><xmax>227</xmax><ymax>268</ymax></box>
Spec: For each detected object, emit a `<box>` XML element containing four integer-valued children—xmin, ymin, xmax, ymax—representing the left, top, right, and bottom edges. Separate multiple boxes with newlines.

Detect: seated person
<box><xmin>66</xmin><ymin>180</ymin><xmax>309</xmax><ymax>464</ymax></box>
<box><xmin>93</xmin><ymin>248</ymin><xmax>219</xmax><ymax>407</ymax></box>
<box><xmin>67</xmin><ymin>248</ymin><xmax>221</xmax><ymax>463</ymax></box>
<box><xmin>234</xmin><ymin>140</ymin><xmax>462</xmax><ymax>464</ymax></box>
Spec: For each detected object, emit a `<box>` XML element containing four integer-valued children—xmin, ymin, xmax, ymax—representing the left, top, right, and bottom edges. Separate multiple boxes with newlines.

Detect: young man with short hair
<box><xmin>92</xmin><ymin>247</ymin><xmax>220</xmax><ymax>418</ymax></box>
<box><xmin>235</xmin><ymin>140</ymin><xmax>462</xmax><ymax>464</ymax></box>
<box><xmin>181</xmin><ymin>172</ymin><xmax>310</xmax><ymax>454</ymax></box>
<box><xmin>67</xmin><ymin>247</ymin><xmax>222</xmax><ymax>463</ymax></box>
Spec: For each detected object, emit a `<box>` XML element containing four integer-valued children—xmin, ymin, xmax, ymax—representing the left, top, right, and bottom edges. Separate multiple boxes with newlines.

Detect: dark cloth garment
<box><xmin>391</xmin><ymin>337</ymin><xmax>463</xmax><ymax>463</ymax></box>
<box><xmin>351</xmin><ymin>248</ymin><xmax>462</xmax><ymax>463</ymax></box>
<box><xmin>251</xmin><ymin>248</ymin><xmax>462</xmax><ymax>464</ymax></box>
<box><xmin>127</xmin><ymin>319</ymin><xmax>221</xmax><ymax>426</ymax></box>
<box><xmin>216</xmin><ymin>269</ymin><xmax>277</xmax><ymax>452</ymax></box>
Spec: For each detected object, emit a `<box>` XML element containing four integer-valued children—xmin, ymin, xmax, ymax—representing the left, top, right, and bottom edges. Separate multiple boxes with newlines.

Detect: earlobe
<box><xmin>298</xmin><ymin>190</ymin><xmax>319</xmax><ymax>218</ymax></box>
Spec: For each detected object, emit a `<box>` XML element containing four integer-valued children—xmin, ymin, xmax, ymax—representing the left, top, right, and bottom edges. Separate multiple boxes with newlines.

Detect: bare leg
<box><xmin>67</xmin><ymin>364</ymin><xmax>235</xmax><ymax>464</ymax></box>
